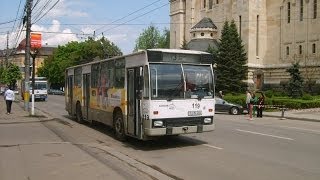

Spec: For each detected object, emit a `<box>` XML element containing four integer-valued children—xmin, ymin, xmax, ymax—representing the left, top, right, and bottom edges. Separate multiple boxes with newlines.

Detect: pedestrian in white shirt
<box><xmin>246</xmin><ymin>90</ymin><xmax>253</xmax><ymax>120</ymax></box>
<box><xmin>4</xmin><ymin>86</ymin><xmax>15</xmax><ymax>114</ymax></box>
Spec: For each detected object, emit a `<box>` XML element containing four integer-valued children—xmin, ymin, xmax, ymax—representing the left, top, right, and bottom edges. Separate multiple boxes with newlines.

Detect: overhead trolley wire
<box><xmin>100</xmin><ymin>2</ymin><xmax>170</xmax><ymax>35</ymax></box>
<box><xmin>33</xmin><ymin>0</ymin><xmax>60</xmax><ymax>24</ymax></box>
<box><xmin>94</xmin><ymin>0</ymin><xmax>164</xmax><ymax>33</ymax></box>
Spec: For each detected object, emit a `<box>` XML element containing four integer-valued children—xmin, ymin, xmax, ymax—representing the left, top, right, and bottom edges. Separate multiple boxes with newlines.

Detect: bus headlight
<box><xmin>153</xmin><ymin>120</ymin><xmax>163</xmax><ymax>127</ymax></box>
<box><xmin>204</xmin><ymin>118</ymin><xmax>212</xmax><ymax>124</ymax></box>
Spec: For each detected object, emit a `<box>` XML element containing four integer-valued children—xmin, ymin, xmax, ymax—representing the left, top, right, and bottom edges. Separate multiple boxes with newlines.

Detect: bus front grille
<box><xmin>152</xmin><ymin>116</ymin><xmax>213</xmax><ymax>128</ymax></box>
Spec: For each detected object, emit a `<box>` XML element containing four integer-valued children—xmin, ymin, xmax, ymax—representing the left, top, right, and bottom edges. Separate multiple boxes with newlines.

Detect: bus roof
<box><xmin>66</xmin><ymin>49</ymin><xmax>212</xmax><ymax>70</ymax></box>
<box><xmin>147</xmin><ymin>49</ymin><xmax>211</xmax><ymax>55</ymax></box>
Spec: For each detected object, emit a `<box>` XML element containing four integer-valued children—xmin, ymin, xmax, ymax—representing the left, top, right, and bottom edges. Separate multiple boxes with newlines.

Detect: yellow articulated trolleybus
<box><xmin>65</xmin><ymin>49</ymin><xmax>215</xmax><ymax>140</ymax></box>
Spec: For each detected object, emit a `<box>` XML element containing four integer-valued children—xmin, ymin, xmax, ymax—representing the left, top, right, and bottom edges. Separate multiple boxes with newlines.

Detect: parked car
<box><xmin>48</xmin><ymin>89</ymin><xmax>64</xmax><ymax>95</ymax></box>
<box><xmin>215</xmin><ymin>97</ymin><xmax>244</xmax><ymax>115</ymax></box>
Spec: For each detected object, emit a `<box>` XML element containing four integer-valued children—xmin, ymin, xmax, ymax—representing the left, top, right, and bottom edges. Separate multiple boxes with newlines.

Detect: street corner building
<box><xmin>170</xmin><ymin>0</ymin><xmax>320</xmax><ymax>92</ymax></box>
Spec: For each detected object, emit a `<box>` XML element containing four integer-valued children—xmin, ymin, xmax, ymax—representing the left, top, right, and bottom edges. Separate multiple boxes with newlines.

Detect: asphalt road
<box><xmin>36</xmin><ymin>95</ymin><xmax>320</xmax><ymax>180</ymax></box>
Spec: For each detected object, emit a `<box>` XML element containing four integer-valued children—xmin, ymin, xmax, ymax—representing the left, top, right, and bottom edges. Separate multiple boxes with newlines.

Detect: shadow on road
<box><xmin>63</xmin><ymin>115</ymin><xmax>208</xmax><ymax>151</ymax></box>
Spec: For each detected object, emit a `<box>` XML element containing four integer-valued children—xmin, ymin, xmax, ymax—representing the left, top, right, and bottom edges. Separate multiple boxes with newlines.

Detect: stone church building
<box><xmin>170</xmin><ymin>0</ymin><xmax>320</xmax><ymax>91</ymax></box>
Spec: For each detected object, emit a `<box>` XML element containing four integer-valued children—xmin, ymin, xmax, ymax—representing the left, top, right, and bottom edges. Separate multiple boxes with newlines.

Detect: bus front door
<box><xmin>127</xmin><ymin>67</ymin><xmax>143</xmax><ymax>138</ymax></box>
<box><xmin>67</xmin><ymin>76</ymin><xmax>74</xmax><ymax>115</ymax></box>
<box><xmin>82</xmin><ymin>74</ymin><xmax>90</xmax><ymax>121</ymax></box>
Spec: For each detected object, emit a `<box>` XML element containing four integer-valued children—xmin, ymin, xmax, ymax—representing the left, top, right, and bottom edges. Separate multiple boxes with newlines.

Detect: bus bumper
<box><xmin>144</xmin><ymin>124</ymin><xmax>215</xmax><ymax>136</ymax></box>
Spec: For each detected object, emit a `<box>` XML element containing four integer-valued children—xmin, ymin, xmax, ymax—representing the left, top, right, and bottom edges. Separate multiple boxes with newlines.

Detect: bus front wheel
<box><xmin>114</xmin><ymin>112</ymin><xmax>126</xmax><ymax>141</ymax></box>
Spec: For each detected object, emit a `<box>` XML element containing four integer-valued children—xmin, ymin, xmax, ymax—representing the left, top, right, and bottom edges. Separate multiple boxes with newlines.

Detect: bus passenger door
<box><xmin>82</xmin><ymin>74</ymin><xmax>90</xmax><ymax>121</ymax></box>
<box><xmin>127</xmin><ymin>67</ymin><xmax>143</xmax><ymax>138</ymax></box>
<box><xmin>67</xmin><ymin>76</ymin><xmax>74</xmax><ymax>115</ymax></box>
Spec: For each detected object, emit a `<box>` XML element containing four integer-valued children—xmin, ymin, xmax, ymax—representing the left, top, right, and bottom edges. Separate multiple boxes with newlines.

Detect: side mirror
<box><xmin>222</xmin><ymin>101</ymin><xmax>225</xmax><ymax>104</ymax></box>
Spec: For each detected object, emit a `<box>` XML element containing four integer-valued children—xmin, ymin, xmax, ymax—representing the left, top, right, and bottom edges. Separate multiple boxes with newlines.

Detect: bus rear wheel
<box><xmin>114</xmin><ymin>112</ymin><xmax>126</xmax><ymax>141</ymax></box>
<box><xmin>76</xmin><ymin>102</ymin><xmax>84</xmax><ymax>123</ymax></box>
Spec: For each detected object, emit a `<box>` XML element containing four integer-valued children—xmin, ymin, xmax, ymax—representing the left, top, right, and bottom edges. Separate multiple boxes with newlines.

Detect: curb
<box><xmin>263</xmin><ymin>114</ymin><xmax>320</xmax><ymax>123</ymax></box>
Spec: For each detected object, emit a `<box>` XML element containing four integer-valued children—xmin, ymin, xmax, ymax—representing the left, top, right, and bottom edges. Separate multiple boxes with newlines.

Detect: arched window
<box><xmin>312</xmin><ymin>44</ymin><xmax>316</xmax><ymax>53</ymax></box>
<box><xmin>300</xmin><ymin>0</ymin><xmax>304</xmax><ymax>21</ymax></box>
<box><xmin>299</xmin><ymin>45</ymin><xmax>302</xmax><ymax>54</ymax></box>
<box><xmin>314</xmin><ymin>0</ymin><xmax>318</xmax><ymax>19</ymax></box>
<box><xmin>209</xmin><ymin>0</ymin><xmax>213</xmax><ymax>9</ymax></box>
<box><xmin>288</xmin><ymin>2</ymin><xmax>291</xmax><ymax>23</ymax></box>
<box><xmin>286</xmin><ymin>46</ymin><xmax>290</xmax><ymax>55</ymax></box>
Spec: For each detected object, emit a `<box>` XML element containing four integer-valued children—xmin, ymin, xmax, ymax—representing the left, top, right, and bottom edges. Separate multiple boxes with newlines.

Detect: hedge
<box><xmin>223</xmin><ymin>94</ymin><xmax>320</xmax><ymax>110</ymax></box>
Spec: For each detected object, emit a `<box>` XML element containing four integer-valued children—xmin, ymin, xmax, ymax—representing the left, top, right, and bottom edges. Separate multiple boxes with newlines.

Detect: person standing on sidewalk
<box><xmin>257</xmin><ymin>92</ymin><xmax>265</xmax><ymax>118</ymax></box>
<box><xmin>246</xmin><ymin>90</ymin><xmax>253</xmax><ymax>120</ymax></box>
<box><xmin>251</xmin><ymin>92</ymin><xmax>258</xmax><ymax>117</ymax></box>
<box><xmin>4</xmin><ymin>86</ymin><xmax>15</xmax><ymax>114</ymax></box>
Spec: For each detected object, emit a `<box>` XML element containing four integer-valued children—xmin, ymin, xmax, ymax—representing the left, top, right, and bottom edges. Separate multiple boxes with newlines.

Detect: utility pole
<box><xmin>24</xmin><ymin>0</ymin><xmax>33</xmax><ymax>112</ymax></box>
<box><xmin>5</xmin><ymin>31</ymin><xmax>9</xmax><ymax>67</ymax></box>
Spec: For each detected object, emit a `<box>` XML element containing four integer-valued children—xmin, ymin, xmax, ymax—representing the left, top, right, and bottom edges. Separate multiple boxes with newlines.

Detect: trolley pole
<box><xmin>24</xmin><ymin>0</ymin><xmax>33</xmax><ymax>112</ymax></box>
<box><xmin>30</xmin><ymin>50</ymin><xmax>38</xmax><ymax>115</ymax></box>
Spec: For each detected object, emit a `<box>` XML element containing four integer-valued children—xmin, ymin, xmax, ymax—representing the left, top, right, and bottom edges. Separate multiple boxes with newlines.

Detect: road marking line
<box><xmin>277</xmin><ymin>126</ymin><xmax>320</xmax><ymax>134</ymax></box>
<box><xmin>202</xmin><ymin>144</ymin><xmax>223</xmax><ymax>150</ymax></box>
<box><xmin>236</xmin><ymin>129</ymin><xmax>294</xmax><ymax>141</ymax></box>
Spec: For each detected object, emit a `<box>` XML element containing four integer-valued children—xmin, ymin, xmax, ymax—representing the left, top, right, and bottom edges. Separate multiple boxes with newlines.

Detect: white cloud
<box><xmin>31</xmin><ymin>20</ymin><xmax>79</xmax><ymax>46</ymax></box>
<box><xmin>33</xmin><ymin>0</ymin><xmax>89</xmax><ymax>19</ymax></box>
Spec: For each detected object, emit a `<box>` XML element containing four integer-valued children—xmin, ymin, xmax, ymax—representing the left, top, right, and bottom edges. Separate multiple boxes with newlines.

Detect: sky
<box><xmin>0</xmin><ymin>0</ymin><xmax>170</xmax><ymax>54</ymax></box>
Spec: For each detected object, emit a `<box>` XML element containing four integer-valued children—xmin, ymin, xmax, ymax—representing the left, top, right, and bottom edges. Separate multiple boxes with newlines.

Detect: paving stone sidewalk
<box><xmin>0</xmin><ymin>97</ymin><xmax>45</xmax><ymax>124</ymax></box>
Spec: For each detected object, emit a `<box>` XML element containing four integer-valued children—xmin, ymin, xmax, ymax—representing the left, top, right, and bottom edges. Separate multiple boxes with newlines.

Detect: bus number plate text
<box><xmin>188</xmin><ymin>111</ymin><xmax>202</xmax><ymax>116</ymax></box>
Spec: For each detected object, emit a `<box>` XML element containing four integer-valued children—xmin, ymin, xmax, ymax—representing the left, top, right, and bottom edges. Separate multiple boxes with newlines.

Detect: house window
<box><xmin>300</xmin><ymin>0</ymin><xmax>304</xmax><ymax>21</ymax></box>
<box><xmin>193</xmin><ymin>33</ymin><xmax>196</xmax><ymax>37</ymax></box>
<box><xmin>314</xmin><ymin>0</ymin><xmax>318</xmax><ymax>19</ymax></box>
<box><xmin>203</xmin><ymin>0</ymin><xmax>206</xmax><ymax>9</ymax></box>
<box><xmin>216</xmin><ymin>0</ymin><xmax>219</xmax><ymax>4</ymax></box>
<box><xmin>201</xmin><ymin>33</ymin><xmax>205</xmax><ymax>36</ymax></box>
<box><xmin>209</xmin><ymin>0</ymin><xmax>213</xmax><ymax>9</ymax></box>
<box><xmin>288</xmin><ymin>2</ymin><xmax>291</xmax><ymax>23</ymax></box>
<box><xmin>312</xmin><ymin>44</ymin><xmax>316</xmax><ymax>53</ymax></box>
<box><xmin>299</xmin><ymin>45</ymin><xmax>302</xmax><ymax>54</ymax></box>
<box><xmin>286</xmin><ymin>46</ymin><xmax>290</xmax><ymax>55</ymax></box>
<box><xmin>210</xmin><ymin>33</ymin><xmax>213</xmax><ymax>37</ymax></box>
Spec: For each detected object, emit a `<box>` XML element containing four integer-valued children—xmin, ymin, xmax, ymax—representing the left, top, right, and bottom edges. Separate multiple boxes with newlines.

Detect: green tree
<box><xmin>0</xmin><ymin>63</ymin><xmax>22</xmax><ymax>89</ymax></box>
<box><xmin>181</xmin><ymin>39</ymin><xmax>189</xmax><ymax>50</ymax></box>
<box><xmin>286</xmin><ymin>62</ymin><xmax>304</xmax><ymax>97</ymax></box>
<box><xmin>38</xmin><ymin>37</ymin><xmax>122</xmax><ymax>87</ymax></box>
<box><xmin>134</xmin><ymin>25</ymin><xmax>170</xmax><ymax>51</ymax></box>
<box><xmin>211</xmin><ymin>20</ymin><xmax>248</xmax><ymax>93</ymax></box>
<box><xmin>158</xmin><ymin>28</ymin><xmax>170</xmax><ymax>48</ymax></box>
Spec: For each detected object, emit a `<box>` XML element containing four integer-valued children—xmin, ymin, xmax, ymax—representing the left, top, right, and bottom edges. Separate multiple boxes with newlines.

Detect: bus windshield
<box><xmin>150</xmin><ymin>64</ymin><xmax>214</xmax><ymax>100</ymax></box>
<box><xmin>30</xmin><ymin>82</ymin><xmax>47</xmax><ymax>90</ymax></box>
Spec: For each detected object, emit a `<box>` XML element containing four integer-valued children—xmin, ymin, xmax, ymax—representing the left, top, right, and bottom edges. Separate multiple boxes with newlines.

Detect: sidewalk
<box><xmin>263</xmin><ymin>108</ymin><xmax>320</xmax><ymax>122</ymax></box>
<box><xmin>0</xmin><ymin>97</ymin><xmax>47</xmax><ymax>124</ymax></box>
<box><xmin>0</xmin><ymin>97</ymin><xmax>154</xmax><ymax>180</ymax></box>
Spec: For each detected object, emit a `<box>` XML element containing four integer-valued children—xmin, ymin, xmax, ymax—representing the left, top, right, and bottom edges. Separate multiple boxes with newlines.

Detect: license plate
<box><xmin>188</xmin><ymin>111</ymin><xmax>202</xmax><ymax>116</ymax></box>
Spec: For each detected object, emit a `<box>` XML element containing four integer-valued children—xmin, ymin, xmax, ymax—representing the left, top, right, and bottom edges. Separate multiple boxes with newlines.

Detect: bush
<box><xmin>302</xmin><ymin>94</ymin><xmax>313</xmax><ymax>100</ymax></box>
<box><xmin>264</xmin><ymin>90</ymin><xmax>274</xmax><ymax>98</ymax></box>
<box><xmin>224</xmin><ymin>93</ymin><xmax>320</xmax><ymax>110</ymax></box>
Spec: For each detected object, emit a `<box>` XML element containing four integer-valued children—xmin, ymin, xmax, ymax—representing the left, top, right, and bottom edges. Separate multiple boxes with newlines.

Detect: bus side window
<box><xmin>150</xmin><ymin>68</ymin><xmax>157</xmax><ymax>98</ymax></box>
<box><xmin>143</xmin><ymin>65</ymin><xmax>149</xmax><ymax>98</ymax></box>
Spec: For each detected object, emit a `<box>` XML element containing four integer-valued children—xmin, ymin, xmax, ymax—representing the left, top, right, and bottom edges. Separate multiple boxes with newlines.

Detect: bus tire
<box><xmin>114</xmin><ymin>111</ymin><xmax>126</xmax><ymax>141</ymax></box>
<box><xmin>76</xmin><ymin>102</ymin><xmax>84</xmax><ymax>123</ymax></box>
